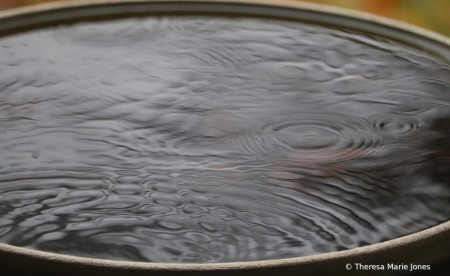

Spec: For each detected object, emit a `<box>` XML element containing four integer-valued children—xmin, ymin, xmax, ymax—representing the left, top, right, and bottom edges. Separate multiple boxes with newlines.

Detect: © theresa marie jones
<box><xmin>353</xmin><ymin>263</ymin><xmax>431</xmax><ymax>271</ymax></box>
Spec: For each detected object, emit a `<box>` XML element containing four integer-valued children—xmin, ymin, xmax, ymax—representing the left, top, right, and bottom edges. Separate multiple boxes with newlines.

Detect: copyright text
<box><xmin>346</xmin><ymin>263</ymin><xmax>430</xmax><ymax>271</ymax></box>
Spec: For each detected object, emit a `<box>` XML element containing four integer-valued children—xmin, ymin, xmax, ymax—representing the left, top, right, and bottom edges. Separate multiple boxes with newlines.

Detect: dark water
<box><xmin>0</xmin><ymin>16</ymin><xmax>450</xmax><ymax>263</ymax></box>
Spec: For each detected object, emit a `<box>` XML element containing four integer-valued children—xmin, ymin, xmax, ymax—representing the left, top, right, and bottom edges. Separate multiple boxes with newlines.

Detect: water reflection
<box><xmin>0</xmin><ymin>16</ymin><xmax>449</xmax><ymax>263</ymax></box>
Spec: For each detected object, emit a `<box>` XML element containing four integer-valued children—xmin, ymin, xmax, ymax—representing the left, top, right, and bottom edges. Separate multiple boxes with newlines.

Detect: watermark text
<box><xmin>345</xmin><ymin>263</ymin><xmax>430</xmax><ymax>271</ymax></box>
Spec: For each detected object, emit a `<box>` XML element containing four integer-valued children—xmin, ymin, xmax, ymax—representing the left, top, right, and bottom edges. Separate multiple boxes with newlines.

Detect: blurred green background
<box><xmin>0</xmin><ymin>0</ymin><xmax>449</xmax><ymax>37</ymax></box>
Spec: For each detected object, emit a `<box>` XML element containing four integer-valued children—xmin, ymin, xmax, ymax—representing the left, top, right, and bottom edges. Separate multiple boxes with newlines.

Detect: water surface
<box><xmin>0</xmin><ymin>16</ymin><xmax>450</xmax><ymax>263</ymax></box>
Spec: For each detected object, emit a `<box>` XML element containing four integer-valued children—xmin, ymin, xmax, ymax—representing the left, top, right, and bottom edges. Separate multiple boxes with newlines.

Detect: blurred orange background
<box><xmin>0</xmin><ymin>0</ymin><xmax>449</xmax><ymax>36</ymax></box>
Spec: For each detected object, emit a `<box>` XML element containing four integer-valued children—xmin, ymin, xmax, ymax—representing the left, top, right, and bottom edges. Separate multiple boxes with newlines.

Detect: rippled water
<box><xmin>0</xmin><ymin>16</ymin><xmax>450</xmax><ymax>263</ymax></box>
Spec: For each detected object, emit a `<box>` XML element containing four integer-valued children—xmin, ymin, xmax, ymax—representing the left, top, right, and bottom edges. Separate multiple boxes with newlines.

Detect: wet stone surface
<box><xmin>0</xmin><ymin>16</ymin><xmax>450</xmax><ymax>263</ymax></box>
